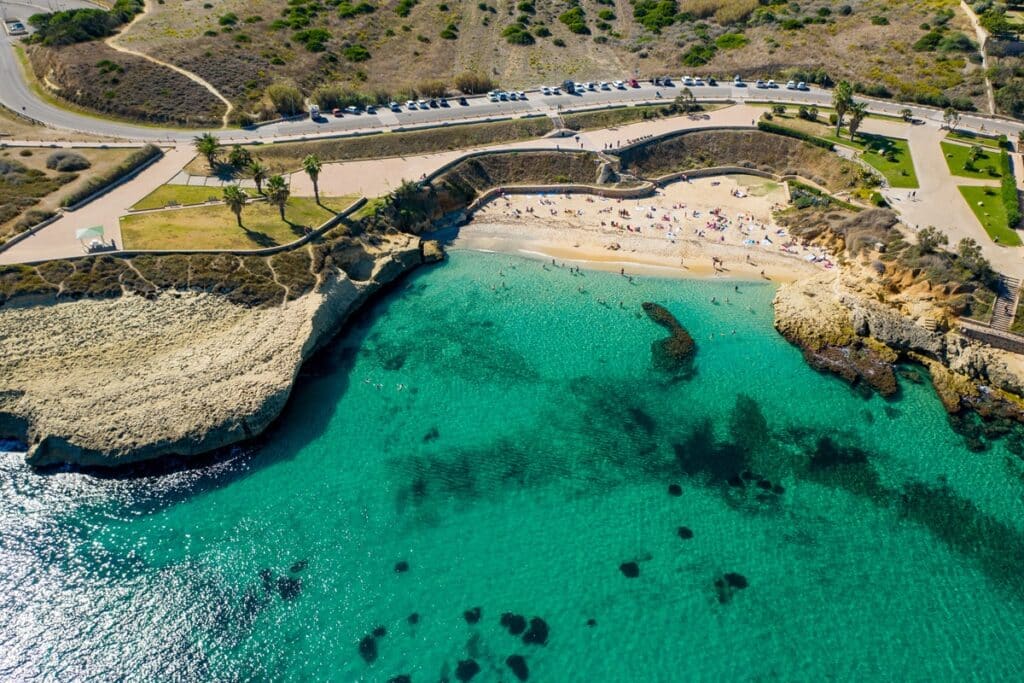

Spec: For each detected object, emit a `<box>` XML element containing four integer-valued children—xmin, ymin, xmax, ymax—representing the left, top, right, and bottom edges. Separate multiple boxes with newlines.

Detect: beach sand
<box><xmin>450</xmin><ymin>175</ymin><xmax>832</xmax><ymax>282</ymax></box>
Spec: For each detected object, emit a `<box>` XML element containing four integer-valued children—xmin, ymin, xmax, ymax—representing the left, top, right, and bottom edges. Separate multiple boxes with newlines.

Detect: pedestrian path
<box><xmin>165</xmin><ymin>171</ymin><xmax>257</xmax><ymax>188</ymax></box>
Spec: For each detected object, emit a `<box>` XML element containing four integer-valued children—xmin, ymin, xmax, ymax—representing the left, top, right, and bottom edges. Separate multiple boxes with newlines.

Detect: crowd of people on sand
<box><xmin>483</xmin><ymin>187</ymin><xmax>835</xmax><ymax>272</ymax></box>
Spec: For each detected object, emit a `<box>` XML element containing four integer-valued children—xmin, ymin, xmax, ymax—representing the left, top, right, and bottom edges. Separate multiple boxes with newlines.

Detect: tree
<box><xmin>222</xmin><ymin>185</ymin><xmax>248</xmax><ymax>227</ymax></box>
<box><xmin>900</xmin><ymin>108</ymin><xmax>913</xmax><ymax>122</ymax></box>
<box><xmin>302</xmin><ymin>154</ymin><xmax>323</xmax><ymax>203</ymax></box>
<box><xmin>673</xmin><ymin>88</ymin><xmax>697</xmax><ymax>113</ymax></box>
<box><xmin>227</xmin><ymin>144</ymin><xmax>252</xmax><ymax>169</ymax></box>
<box><xmin>248</xmin><ymin>159</ymin><xmax>268</xmax><ymax>194</ymax></box>
<box><xmin>832</xmin><ymin>80</ymin><xmax>853</xmax><ymax>136</ymax></box>
<box><xmin>847</xmin><ymin>102</ymin><xmax>868</xmax><ymax>140</ymax></box>
<box><xmin>943</xmin><ymin>106</ymin><xmax>961</xmax><ymax>131</ymax></box>
<box><xmin>917</xmin><ymin>226</ymin><xmax>949</xmax><ymax>253</ymax></box>
<box><xmin>265</xmin><ymin>175</ymin><xmax>290</xmax><ymax>221</ymax></box>
<box><xmin>808</xmin><ymin>105</ymin><xmax>819</xmax><ymax>121</ymax></box>
<box><xmin>193</xmin><ymin>132</ymin><xmax>219</xmax><ymax>169</ymax></box>
<box><xmin>957</xmin><ymin>237</ymin><xmax>995</xmax><ymax>284</ymax></box>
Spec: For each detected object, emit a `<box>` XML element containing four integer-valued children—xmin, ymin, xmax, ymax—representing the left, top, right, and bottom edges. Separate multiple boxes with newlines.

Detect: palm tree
<box><xmin>193</xmin><ymin>132</ymin><xmax>220</xmax><ymax>169</ymax></box>
<box><xmin>248</xmin><ymin>159</ymin><xmax>268</xmax><ymax>194</ymax></box>
<box><xmin>302</xmin><ymin>154</ymin><xmax>323</xmax><ymax>204</ymax></box>
<box><xmin>266</xmin><ymin>175</ymin><xmax>290</xmax><ymax>222</ymax></box>
<box><xmin>222</xmin><ymin>185</ymin><xmax>248</xmax><ymax>227</ymax></box>
<box><xmin>847</xmin><ymin>102</ymin><xmax>868</xmax><ymax>141</ymax></box>
<box><xmin>832</xmin><ymin>81</ymin><xmax>853</xmax><ymax>136</ymax></box>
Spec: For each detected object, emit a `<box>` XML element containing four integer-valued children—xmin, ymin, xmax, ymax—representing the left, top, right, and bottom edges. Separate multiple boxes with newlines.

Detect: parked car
<box><xmin>786</xmin><ymin>80</ymin><xmax>797</xmax><ymax>90</ymax></box>
<box><xmin>428</xmin><ymin>99</ymin><xmax>439</xmax><ymax>108</ymax></box>
<box><xmin>600</xmin><ymin>81</ymin><xmax>611</xmax><ymax>90</ymax></box>
<box><xmin>418</xmin><ymin>99</ymin><xmax>429</xmax><ymax>108</ymax></box>
<box><xmin>332</xmin><ymin>108</ymin><xmax>343</xmax><ymax>117</ymax></box>
<box><xmin>767</xmin><ymin>80</ymin><xmax>777</xmax><ymax>89</ymax></box>
<box><xmin>663</xmin><ymin>77</ymin><xmax>675</xmax><ymax>87</ymax></box>
<box><xmin>551</xmin><ymin>87</ymin><xmax>562</xmax><ymax>95</ymax></box>
<box><xmin>488</xmin><ymin>93</ymin><xmax>499</xmax><ymax>102</ymax></box>
<box><xmin>653</xmin><ymin>77</ymin><xmax>662</xmax><ymax>86</ymax></box>
<box><xmin>390</xmin><ymin>101</ymin><xmax>401</xmax><ymax>112</ymax></box>
<box><xmin>406</xmin><ymin>100</ymin><xmax>417</xmax><ymax>109</ymax></box>
<box><xmin>509</xmin><ymin>92</ymin><xmax>518</xmax><ymax>101</ymax></box>
<box><xmin>439</xmin><ymin>98</ymin><xmax>449</xmax><ymax>107</ymax></box>
<box><xmin>707</xmin><ymin>77</ymin><xmax>718</xmax><ymax>86</ymax></box>
<box><xmin>755</xmin><ymin>80</ymin><xmax>766</xmax><ymax>89</ymax></box>
<box><xmin>613</xmin><ymin>80</ymin><xmax>625</xmax><ymax>89</ymax></box>
<box><xmin>587</xmin><ymin>82</ymin><xmax>597</xmax><ymax>91</ymax></box>
<box><xmin>682</xmin><ymin>76</ymin><xmax>695</xmax><ymax>86</ymax></box>
<box><xmin>733</xmin><ymin>75</ymin><xmax>744</xmax><ymax>86</ymax></box>
<box><xmin>693</xmin><ymin>78</ymin><xmax>703</xmax><ymax>86</ymax></box>
<box><xmin>499</xmin><ymin>91</ymin><xmax>509</xmax><ymax>101</ymax></box>
<box><xmin>628</xmin><ymin>79</ymin><xmax>639</xmax><ymax>87</ymax></box>
<box><xmin>517</xmin><ymin>91</ymin><xmax>527</xmax><ymax>99</ymax></box>
<box><xmin>346</xmin><ymin>105</ymin><xmax>360</xmax><ymax>114</ymax></box>
<box><xmin>309</xmin><ymin>104</ymin><xmax>321</xmax><ymax>119</ymax></box>
<box><xmin>458</xmin><ymin>96</ymin><xmax>468</xmax><ymax>105</ymax></box>
<box><xmin>541</xmin><ymin>86</ymin><xmax>551</xmax><ymax>95</ymax></box>
<box><xmin>366</xmin><ymin>105</ymin><xmax>377</xmax><ymax>114</ymax></box>
<box><xmin>797</xmin><ymin>81</ymin><xmax>808</xmax><ymax>91</ymax></box>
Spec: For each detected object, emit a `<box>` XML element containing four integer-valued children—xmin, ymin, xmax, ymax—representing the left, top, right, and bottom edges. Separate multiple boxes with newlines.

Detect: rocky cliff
<box><xmin>0</xmin><ymin>234</ymin><xmax>428</xmax><ymax>467</ymax></box>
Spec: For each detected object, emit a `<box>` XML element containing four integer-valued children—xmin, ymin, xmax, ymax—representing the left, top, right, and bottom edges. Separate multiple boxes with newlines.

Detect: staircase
<box><xmin>990</xmin><ymin>275</ymin><xmax>1021</xmax><ymax>332</ymax></box>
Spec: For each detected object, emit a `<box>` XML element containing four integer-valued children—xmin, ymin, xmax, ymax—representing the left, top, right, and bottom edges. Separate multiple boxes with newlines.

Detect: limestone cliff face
<box><xmin>0</xmin><ymin>235</ymin><xmax>426</xmax><ymax>468</ymax></box>
<box><xmin>773</xmin><ymin>268</ymin><xmax>1024</xmax><ymax>415</ymax></box>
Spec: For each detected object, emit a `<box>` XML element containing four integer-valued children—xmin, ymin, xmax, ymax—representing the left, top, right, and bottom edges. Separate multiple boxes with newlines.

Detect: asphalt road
<box><xmin>2</xmin><ymin>18</ymin><xmax>1024</xmax><ymax>144</ymax></box>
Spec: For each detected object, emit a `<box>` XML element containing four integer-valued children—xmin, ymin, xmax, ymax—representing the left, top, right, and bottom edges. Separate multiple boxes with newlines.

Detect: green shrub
<box><xmin>681</xmin><ymin>43</ymin><xmax>716</xmax><ymax>66</ymax></box>
<box><xmin>503</xmin><ymin>23</ymin><xmax>534</xmax><ymax>44</ymax></box>
<box><xmin>343</xmin><ymin>44</ymin><xmax>371</xmax><ymax>61</ymax></box>
<box><xmin>715</xmin><ymin>32</ymin><xmax>747</xmax><ymax>50</ymax></box>
<box><xmin>559</xmin><ymin>6</ymin><xmax>589</xmax><ymax>33</ymax></box>
<box><xmin>338</xmin><ymin>1</ymin><xmax>375</xmax><ymax>18</ymax></box>
<box><xmin>60</xmin><ymin>144</ymin><xmax>161</xmax><ymax>208</ymax></box>
<box><xmin>27</xmin><ymin>0</ymin><xmax>142</xmax><ymax>46</ymax></box>
<box><xmin>1000</xmin><ymin>151</ymin><xmax>1021</xmax><ymax>228</ymax></box>
<box><xmin>632</xmin><ymin>0</ymin><xmax>677</xmax><ymax>32</ymax></box>
<box><xmin>293</xmin><ymin>28</ymin><xmax>331</xmax><ymax>51</ymax></box>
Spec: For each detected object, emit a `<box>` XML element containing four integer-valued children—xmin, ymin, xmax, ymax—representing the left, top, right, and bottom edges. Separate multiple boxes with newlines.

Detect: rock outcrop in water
<box><xmin>0</xmin><ymin>234</ymin><xmax>428</xmax><ymax>467</ymax></box>
<box><xmin>641</xmin><ymin>302</ymin><xmax>696</xmax><ymax>377</ymax></box>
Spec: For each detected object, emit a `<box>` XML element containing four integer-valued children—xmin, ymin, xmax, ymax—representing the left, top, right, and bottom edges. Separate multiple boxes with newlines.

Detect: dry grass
<box><xmin>120</xmin><ymin>195</ymin><xmax>354</xmax><ymax>250</ymax></box>
<box><xmin>0</xmin><ymin>146</ymin><xmax>136</xmax><ymax>241</ymax></box>
<box><xmin>63</xmin><ymin>0</ymin><xmax>986</xmax><ymax>124</ymax></box>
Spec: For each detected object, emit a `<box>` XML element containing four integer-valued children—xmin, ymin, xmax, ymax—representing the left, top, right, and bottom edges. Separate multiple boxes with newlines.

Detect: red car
<box><xmin>332</xmin><ymin>108</ymin><xmax>343</xmax><ymax>117</ymax></box>
<box><xmin>628</xmin><ymin>79</ymin><xmax>639</xmax><ymax>88</ymax></box>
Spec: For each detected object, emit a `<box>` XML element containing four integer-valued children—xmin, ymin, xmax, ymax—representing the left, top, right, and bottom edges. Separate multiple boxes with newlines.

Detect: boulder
<box><xmin>506</xmin><ymin>654</ymin><xmax>530</xmax><ymax>681</ymax></box>
<box><xmin>455</xmin><ymin>659</ymin><xmax>480</xmax><ymax>681</ymax></box>
<box><xmin>619</xmin><ymin>561</ymin><xmax>640</xmax><ymax>578</ymax></box>
<box><xmin>522</xmin><ymin>617</ymin><xmax>549</xmax><ymax>645</ymax></box>
<box><xmin>463</xmin><ymin>606</ymin><xmax>482</xmax><ymax>624</ymax></box>
<box><xmin>422</xmin><ymin>240</ymin><xmax>445</xmax><ymax>263</ymax></box>
<box><xmin>500</xmin><ymin>612</ymin><xmax>527</xmax><ymax>636</ymax></box>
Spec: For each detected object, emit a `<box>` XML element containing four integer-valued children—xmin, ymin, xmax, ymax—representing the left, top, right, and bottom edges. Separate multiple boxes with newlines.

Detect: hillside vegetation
<box><xmin>24</xmin><ymin>0</ymin><xmax>990</xmax><ymax>124</ymax></box>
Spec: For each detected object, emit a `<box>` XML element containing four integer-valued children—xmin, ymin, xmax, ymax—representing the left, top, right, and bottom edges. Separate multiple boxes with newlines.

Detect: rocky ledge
<box><xmin>774</xmin><ymin>270</ymin><xmax>1024</xmax><ymax>424</ymax></box>
<box><xmin>0</xmin><ymin>234</ymin><xmax>431</xmax><ymax>467</ymax></box>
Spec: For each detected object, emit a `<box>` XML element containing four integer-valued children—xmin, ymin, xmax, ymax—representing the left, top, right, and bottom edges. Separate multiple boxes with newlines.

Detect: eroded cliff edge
<box><xmin>0</xmin><ymin>234</ymin><xmax>433</xmax><ymax>467</ymax></box>
<box><xmin>772</xmin><ymin>209</ymin><xmax>1024</xmax><ymax>447</ymax></box>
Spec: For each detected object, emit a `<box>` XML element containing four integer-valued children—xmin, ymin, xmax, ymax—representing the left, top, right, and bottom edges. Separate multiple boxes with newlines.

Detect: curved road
<box><xmin>3</xmin><ymin>20</ymin><xmax>1024</xmax><ymax>144</ymax></box>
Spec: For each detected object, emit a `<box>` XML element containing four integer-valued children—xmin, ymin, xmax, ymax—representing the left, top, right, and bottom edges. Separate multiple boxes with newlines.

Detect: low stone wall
<box><xmin>959</xmin><ymin>319</ymin><xmax>1024</xmax><ymax>355</ymax></box>
<box><xmin>0</xmin><ymin>212</ymin><xmax>61</xmax><ymax>253</ymax></box>
<box><xmin>463</xmin><ymin>181</ymin><xmax>656</xmax><ymax>217</ymax></box>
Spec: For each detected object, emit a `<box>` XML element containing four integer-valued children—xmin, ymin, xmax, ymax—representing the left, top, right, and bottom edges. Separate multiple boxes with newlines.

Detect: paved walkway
<box><xmin>867</xmin><ymin>119</ymin><xmax>1024</xmax><ymax>277</ymax></box>
<box><xmin>290</xmin><ymin>104</ymin><xmax>761</xmax><ymax>198</ymax></box>
<box><xmin>0</xmin><ymin>146</ymin><xmax>194</xmax><ymax>264</ymax></box>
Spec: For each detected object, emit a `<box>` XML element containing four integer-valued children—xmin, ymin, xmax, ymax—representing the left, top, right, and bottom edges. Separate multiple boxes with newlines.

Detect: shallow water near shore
<box><xmin>3</xmin><ymin>250</ymin><xmax>1024</xmax><ymax>681</ymax></box>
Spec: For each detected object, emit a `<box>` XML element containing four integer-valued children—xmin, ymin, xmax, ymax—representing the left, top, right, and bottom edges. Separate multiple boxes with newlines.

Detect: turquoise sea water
<box><xmin>2</xmin><ymin>250</ymin><xmax>1024</xmax><ymax>681</ymax></box>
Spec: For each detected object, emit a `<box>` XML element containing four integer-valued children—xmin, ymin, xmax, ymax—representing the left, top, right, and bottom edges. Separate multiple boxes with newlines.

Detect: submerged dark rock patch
<box><xmin>586</xmin><ymin>618</ymin><xmax>597</xmax><ymax>627</ymax></box>
<box><xmin>289</xmin><ymin>559</ymin><xmax>308</xmax><ymax>573</ymax></box>
<box><xmin>372</xmin><ymin>625</ymin><xmax>387</xmax><ymax>638</ymax></box>
<box><xmin>507</xmin><ymin>654</ymin><xmax>530</xmax><ymax>680</ymax></box>
<box><xmin>276</xmin><ymin>576</ymin><xmax>302</xmax><ymax>600</ymax></box>
<box><xmin>668</xmin><ymin>483</ymin><xmax>682</xmax><ymax>496</ymax></box>
<box><xmin>522</xmin><ymin>617</ymin><xmax>549</xmax><ymax>645</ymax></box>
<box><xmin>388</xmin><ymin>676</ymin><xmax>412</xmax><ymax>683</ymax></box>
<box><xmin>677</xmin><ymin>526</ymin><xmax>694</xmax><ymax>540</ymax></box>
<box><xmin>714</xmin><ymin>572</ymin><xmax>749</xmax><ymax>604</ymax></box>
<box><xmin>407</xmin><ymin>612</ymin><xmax>419</xmax><ymax>624</ymax></box>
<box><xmin>358</xmin><ymin>634</ymin><xmax>378</xmax><ymax>664</ymax></box>
<box><xmin>641</xmin><ymin>302</ymin><xmax>696</xmax><ymax>377</ymax></box>
<box><xmin>619</xmin><ymin>561</ymin><xmax>640</xmax><ymax>578</ymax></box>
<box><xmin>463</xmin><ymin>606</ymin><xmax>482</xmax><ymax>624</ymax></box>
<box><xmin>455</xmin><ymin>658</ymin><xmax>481</xmax><ymax>681</ymax></box>
<box><xmin>423</xmin><ymin>426</ymin><xmax>440</xmax><ymax>442</ymax></box>
<box><xmin>394</xmin><ymin>560</ymin><xmax>410</xmax><ymax>573</ymax></box>
<box><xmin>501</xmin><ymin>612</ymin><xmax>527</xmax><ymax>636</ymax></box>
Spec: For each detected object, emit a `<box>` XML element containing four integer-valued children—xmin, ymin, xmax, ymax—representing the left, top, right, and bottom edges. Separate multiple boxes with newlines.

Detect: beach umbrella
<box><xmin>75</xmin><ymin>226</ymin><xmax>105</xmax><ymax>241</ymax></box>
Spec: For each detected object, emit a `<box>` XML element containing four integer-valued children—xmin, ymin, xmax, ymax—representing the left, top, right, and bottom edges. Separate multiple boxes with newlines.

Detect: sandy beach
<box><xmin>451</xmin><ymin>175</ymin><xmax>833</xmax><ymax>282</ymax></box>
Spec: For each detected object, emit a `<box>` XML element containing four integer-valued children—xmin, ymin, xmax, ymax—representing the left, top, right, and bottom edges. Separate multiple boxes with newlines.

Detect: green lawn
<box><xmin>121</xmin><ymin>196</ymin><xmax>355</xmax><ymax>250</ymax></box>
<box><xmin>131</xmin><ymin>184</ymin><xmax>235</xmax><ymax>211</ymax></box>
<box><xmin>959</xmin><ymin>185</ymin><xmax>1023</xmax><ymax>246</ymax></box>
<box><xmin>941</xmin><ymin>141</ymin><xmax>1005</xmax><ymax>180</ymax></box>
<box><xmin>764</xmin><ymin>115</ymin><xmax>918</xmax><ymax>188</ymax></box>
<box><xmin>946</xmin><ymin>130</ymin><xmax>1006</xmax><ymax>150</ymax></box>
<box><xmin>858</xmin><ymin>134</ymin><xmax>919</xmax><ymax>189</ymax></box>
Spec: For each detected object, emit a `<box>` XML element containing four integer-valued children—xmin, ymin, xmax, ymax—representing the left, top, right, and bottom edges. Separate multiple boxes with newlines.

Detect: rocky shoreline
<box><xmin>0</xmin><ymin>235</ymin><xmax>442</xmax><ymax>467</ymax></box>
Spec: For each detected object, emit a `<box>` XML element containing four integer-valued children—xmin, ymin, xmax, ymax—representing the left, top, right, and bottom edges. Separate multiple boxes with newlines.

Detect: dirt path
<box><xmin>106</xmin><ymin>0</ymin><xmax>233</xmax><ymax>127</ymax></box>
<box><xmin>961</xmin><ymin>0</ymin><xmax>996</xmax><ymax>115</ymax></box>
